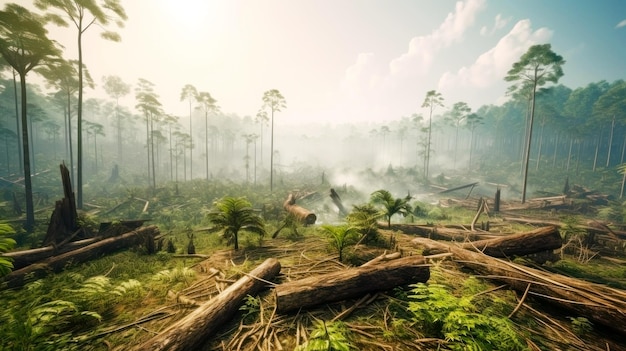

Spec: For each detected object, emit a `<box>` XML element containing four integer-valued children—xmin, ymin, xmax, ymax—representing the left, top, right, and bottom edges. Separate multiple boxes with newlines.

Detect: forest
<box><xmin>1</xmin><ymin>1</ymin><xmax>626</xmax><ymax>350</ymax></box>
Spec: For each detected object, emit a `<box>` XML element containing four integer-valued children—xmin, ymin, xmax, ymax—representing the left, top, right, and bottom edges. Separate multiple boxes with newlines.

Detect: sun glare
<box><xmin>158</xmin><ymin>0</ymin><xmax>215</xmax><ymax>32</ymax></box>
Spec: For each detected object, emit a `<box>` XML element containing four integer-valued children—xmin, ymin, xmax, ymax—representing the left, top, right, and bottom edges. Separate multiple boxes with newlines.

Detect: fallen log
<box><xmin>283</xmin><ymin>193</ymin><xmax>316</xmax><ymax>225</ymax></box>
<box><xmin>457</xmin><ymin>226</ymin><xmax>562</xmax><ymax>258</ymax></box>
<box><xmin>385</xmin><ymin>223</ymin><xmax>497</xmax><ymax>241</ymax></box>
<box><xmin>275</xmin><ymin>255</ymin><xmax>429</xmax><ymax>313</ymax></box>
<box><xmin>411</xmin><ymin>238</ymin><xmax>626</xmax><ymax>337</ymax></box>
<box><xmin>4</xmin><ymin>237</ymin><xmax>100</xmax><ymax>270</ymax></box>
<box><xmin>135</xmin><ymin>258</ymin><xmax>281</xmax><ymax>351</ymax></box>
<box><xmin>2</xmin><ymin>225</ymin><xmax>158</xmax><ymax>289</ymax></box>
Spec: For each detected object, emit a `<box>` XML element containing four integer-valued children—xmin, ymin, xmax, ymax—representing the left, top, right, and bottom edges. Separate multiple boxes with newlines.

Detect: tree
<box><xmin>102</xmin><ymin>75</ymin><xmax>130</xmax><ymax>165</ymax></box>
<box><xmin>464</xmin><ymin>112</ymin><xmax>483</xmax><ymax>170</ymax></box>
<box><xmin>370</xmin><ymin>189</ymin><xmax>412</xmax><ymax>228</ymax></box>
<box><xmin>594</xmin><ymin>80</ymin><xmax>626</xmax><ymax>167</ymax></box>
<box><xmin>196</xmin><ymin>91</ymin><xmax>219</xmax><ymax>180</ymax></box>
<box><xmin>262</xmin><ymin>89</ymin><xmax>286</xmax><ymax>192</ymax></box>
<box><xmin>255</xmin><ymin>109</ymin><xmax>269</xmax><ymax>164</ymax></box>
<box><xmin>446</xmin><ymin>101</ymin><xmax>471</xmax><ymax>169</ymax></box>
<box><xmin>421</xmin><ymin>90</ymin><xmax>444</xmax><ymax>178</ymax></box>
<box><xmin>135</xmin><ymin>78</ymin><xmax>162</xmax><ymax>189</ymax></box>
<box><xmin>207</xmin><ymin>196</ymin><xmax>266</xmax><ymax>251</ymax></box>
<box><xmin>0</xmin><ymin>3</ymin><xmax>62</xmax><ymax>231</ymax></box>
<box><xmin>320</xmin><ymin>224</ymin><xmax>358</xmax><ymax>262</ymax></box>
<box><xmin>242</xmin><ymin>133</ymin><xmax>257</xmax><ymax>183</ymax></box>
<box><xmin>180</xmin><ymin>84</ymin><xmax>197</xmax><ymax>179</ymax></box>
<box><xmin>35</xmin><ymin>0</ymin><xmax>127</xmax><ymax>209</ymax></box>
<box><xmin>162</xmin><ymin>114</ymin><xmax>179</xmax><ymax>181</ymax></box>
<box><xmin>505</xmin><ymin>44</ymin><xmax>565</xmax><ymax>203</ymax></box>
<box><xmin>84</xmin><ymin>120</ymin><xmax>104</xmax><ymax>173</ymax></box>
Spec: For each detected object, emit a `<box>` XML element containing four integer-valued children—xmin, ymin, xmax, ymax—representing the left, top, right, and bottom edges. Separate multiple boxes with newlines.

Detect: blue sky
<box><xmin>5</xmin><ymin>0</ymin><xmax>626</xmax><ymax>125</ymax></box>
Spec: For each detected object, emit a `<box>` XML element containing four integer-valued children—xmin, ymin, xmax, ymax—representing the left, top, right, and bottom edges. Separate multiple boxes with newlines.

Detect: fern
<box><xmin>296</xmin><ymin>320</ymin><xmax>354</xmax><ymax>351</ymax></box>
<box><xmin>407</xmin><ymin>278</ymin><xmax>527</xmax><ymax>350</ymax></box>
<box><xmin>0</xmin><ymin>223</ymin><xmax>16</xmax><ymax>277</ymax></box>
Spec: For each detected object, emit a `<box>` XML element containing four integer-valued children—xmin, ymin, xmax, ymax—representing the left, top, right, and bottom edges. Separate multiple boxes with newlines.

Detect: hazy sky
<box><xmin>7</xmin><ymin>0</ymin><xmax>626</xmax><ymax>125</ymax></box>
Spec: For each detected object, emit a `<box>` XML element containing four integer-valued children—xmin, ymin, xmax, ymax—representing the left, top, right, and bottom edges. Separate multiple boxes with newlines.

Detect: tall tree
<box><xmin>255</xmin><ymin>109</ymin><xmax>269</xmax><ymax>164</ymax></box>
<box><xmin>421</xmin><ymin>90</ymin><xmax>444</xmax><ymax>179</ymax></box>
<box><xmin>594</xmin><ymin>80</ymin><xmax>626</xmax><ymax>167</ymax></box>
<box><xmin>162</xmin><ymin>114</ymin><xmax>179</xmax><ymax>181</ymax></box>
<box><xmin>262</xmin><ymin>89</ymin><xmax>286</xmax><ymax>192</ymax></box>
<box><xmin>102</xmin><ymin>75</ymin><xmax>130</xmax><ymax>165</ymax></box>
<box><xmin>0</xmin><ymin>3</ymin><xmax>62</xmax><ymax>231</ymax></box>
<box><xmin>505</xmin><ymin>44</ymin><xmax>565</xmax><ymax>203</ymax></box>
<box><xmin>180</xmin><ymin>84</ymin><xmax>197</xmax><ymax>179</ymax></box>
<box><xmin>446</xmin><ymin>101</ymin><xmax>471</xmax><ymax>169</ymax></box>
<box><xmin>135</xmin><ymin>78</ymin><xmax>162</xmax><ymax>189</ymax></box>
<box><xmin>38</xmin><ymin>59</ymin><xmax>93</xmax><ymax>182</ymax></box>
<box><xmin>35</xmin><ymin>0</ymin><xmax>127</xmax><ymax>209</ymax></box>
<box><xmin>196</xmin><ymin>91</ymin><xmax>219</xmax><ymax>181</ymax></box>
<box><xmin>465</xmin><ymin>112</ymin><xmax>483</xmax><ymax>169</ymax></box>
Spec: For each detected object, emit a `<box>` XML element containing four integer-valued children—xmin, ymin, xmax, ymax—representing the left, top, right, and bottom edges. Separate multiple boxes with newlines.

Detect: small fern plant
<box><xmin>408</xmin><ymin>281</ymin><xmax>527</xmax><ymax>350</ymax></box>
<box><xmin>295</xmin><ymin>320</ymin><xmax>354</xmax><ymax>351</ymax></box>
<box><xmin>0</xmin><ymin>223</ymin><xmax>16</xmax><ymax>277</ymax></box>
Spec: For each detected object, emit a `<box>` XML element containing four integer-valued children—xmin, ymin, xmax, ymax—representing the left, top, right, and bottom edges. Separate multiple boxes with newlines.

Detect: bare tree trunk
<box><xmin>135</xmin><ymin>258</ymin><xmax>281</xmax><ymax>351</ymax></box>
<box><xmin>275</xmin><ymin>255</ymin><xmax>429</xmax><ymax>313</ymax></box>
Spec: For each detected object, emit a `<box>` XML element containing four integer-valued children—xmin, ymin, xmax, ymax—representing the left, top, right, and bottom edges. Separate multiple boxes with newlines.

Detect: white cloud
<box><xmin>389</xmin><ymin>0</ymin><xmax>486</xmax><ymax>76</ymax></box>
<box><xmin>480</xmin><ymin>14</ymin><xmax>511</xmax><ymax>36</ymax></box>
<box><xmin>438</xmin><ymin>19</ymin><xmax>553</xmax><ymax>100</ymax></box>
<box><xmin>616</xmin><ymin>19</ymin><xmax>626</xmax><ymax>28</ymax></box>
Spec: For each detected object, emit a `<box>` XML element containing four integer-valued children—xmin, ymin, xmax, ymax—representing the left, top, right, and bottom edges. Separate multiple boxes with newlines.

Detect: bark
<box><xmin>2</xmin><ymin>226</ymin><xmax>159</xmax><ymax>289</ymax></box>
<box><xmin>3</xmin><ymin>237</ymin><xmax>99</xmax><ymax>270</ymax></box>
<box><xmin>413</xmin><ymin>226</ymin><xmax>562</xmax><ymax>258</ymax></box>
<box><xmin>135</xmin><ymin>258</ymin><xmax>281</xmax><ymax>351</ymax></box>
<box><xmin>43</xmin><ymin>163</ymin><xmax>79</xmax><ymax>246</ymax></box>
<box><xmin>275</xmin><ymin>255</ymin><xmax>429</xmax><ymax>313</ymax></box>
<box><xmin>330</xmin><ymin>188</ymin><xmax>348</xmax><ymax>216</ymax></box>
<box><xmin>283</xmin><ymin>193</ymin><xmax>316</xmax><ymax>225</ymax></box>
<box><xmin>410</xmin><ymin>238</ymin><xmax>626</xmax><ymax>337</ymax></box>
<box><xmin>385</xmin><ymin>223</ymin><xmax>495</xmax><ymax>241</ymax></box>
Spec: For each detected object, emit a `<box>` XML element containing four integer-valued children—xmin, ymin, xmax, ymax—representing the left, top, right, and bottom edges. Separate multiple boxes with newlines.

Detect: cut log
<box><xmin>275</xmin><ymin>255</ymin><xmax>429</xmax><ymax>313</ymax></box>
<box><xmin>135</xmin><ymin>258</ymin><xmax>281</xmax><ymax>351</ymax></box>
<box><xmin>3</xmin><ymin>237</ymin><xmax>100</xmax><ymax>270</ymax></box>
<box><xmin>411</xmin><ymin>238</ymin><xmax>626</xmax><ymax>337</ymax></box>
<box><xmin>453</xmin><ymin>226</ymin><xmax>561</xmax><ymax>258</ymax></box>
<box><xmin>2</xmin><ymin>225</ymin><xmax>159</xmax><ymax>289</ymax></box>
<box><xmin>385</xmin><ymin>223</ymin><xmax>497</xmax><ymax>241</ymax></box>
<box><xmin>283</xmin><ymin>193</ymin><xmax>316</xmax><ymax>225</ymax></box>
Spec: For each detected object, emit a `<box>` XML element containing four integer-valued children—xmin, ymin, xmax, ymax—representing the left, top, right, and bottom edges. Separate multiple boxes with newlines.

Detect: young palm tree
<box><xmin>207</xmin><ymin>196</ymin><xmax>265</xmax><ymax>250</ymax></box>
<box><xmin>320</xmin><ymin>224</ymin><xmax>358</xmax><ymax>262</ymax></box>
<box><xmin>370</xmin><ymin>189</ymin><xmax>412</xmax><ymax>228</ymax></box>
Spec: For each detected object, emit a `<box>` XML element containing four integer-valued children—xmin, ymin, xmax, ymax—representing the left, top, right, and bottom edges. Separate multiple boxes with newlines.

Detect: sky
<box><xmin>5</xmin><ymin>0</ymin><xmax>626</xmax><ymax>125</ymax></box>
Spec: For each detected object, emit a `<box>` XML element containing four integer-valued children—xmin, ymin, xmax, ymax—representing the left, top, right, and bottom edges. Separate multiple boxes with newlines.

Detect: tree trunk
<box><xmin>275</xmin><ymin>255</ymin><xmax>429</xmax><ymax>313</ymax></box>
<box><xmin>2</xmin><ymin>225</ymin><xmax>158</xmax><ymax>289</ymax></box>
<box><xmin>410</xmin><ymin>238</ymin><xmax>626</xmax><ymax>337</ymax></box>
<box><xmin>43</xmin><ymin>163</ymin><xmax>79</xmax><ymax>246</ymax></box>
<box><xmin>330</xmin><ymin>188</ymin><xmax>348</xmax><ymax>216</ymax></box>
<box><xmin>283</xmin><ymin>193</ymin><xmax>316</xmax><ymax>225</ymax></box>
<box><xmin>135</xmin><ymin>258</ymin><xmax>281</xmax><ymax>351</ymax></box>
<box><xmin>413</xmin><ymin>226</ymin><xmax>561</xmax><ymax>258</ymax></box>
<box><xmin>4</xmin><ymin>237</ymin><xmax>99</xmax><ymax>270</ymax></box>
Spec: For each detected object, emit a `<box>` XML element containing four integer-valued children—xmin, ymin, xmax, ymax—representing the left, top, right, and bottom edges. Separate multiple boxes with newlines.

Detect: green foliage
<box><xmin>407</xmin><ymin>277</ymin><xmax>526</xmax><ymax>350</ymax></box>
<box><xmin>153</xmin><ymin>267</ymin><xmax>195</xmax><ymax>286</ymax></box>
<box><xmin>427</xmin><ymin>207</ymin><xmax>447</xmax><ymax>220</ymax></box>
<box><xmin>320</xmin><ymin>224</ymin><xmax>359</xmax><ymax>262</ymax></box>
<box><xmin>296</xmin><ymin>320</ymin><xmax>354</xmax><ymax>351</ymax></box>
<box><xmin>370</xmin><ymin>189</ymin><xmax>412</xmax><ymax>227</ymax></box>
<box><xmin>346</xmin><ymin>203</ymin><xmax>380</xmax><ymax>241</ymax></box>
<box><xmin>0</xmin><ymin>223</ymin><xmax>16</xmax><ymax>277</ymax></box>
<box><xmin>207</xmin><ymin>196</ymin><xmax>266</xmax><ymax>250</ymax></box>
<box><xmin>568</xmin><ymin>316</ymin><xmax>593</xmax><ymax>336</ymax></box>
<box><xmin>239</xmin><ymin>294</ymin><xmax>261</xmax><ymax>324</ymax></box>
